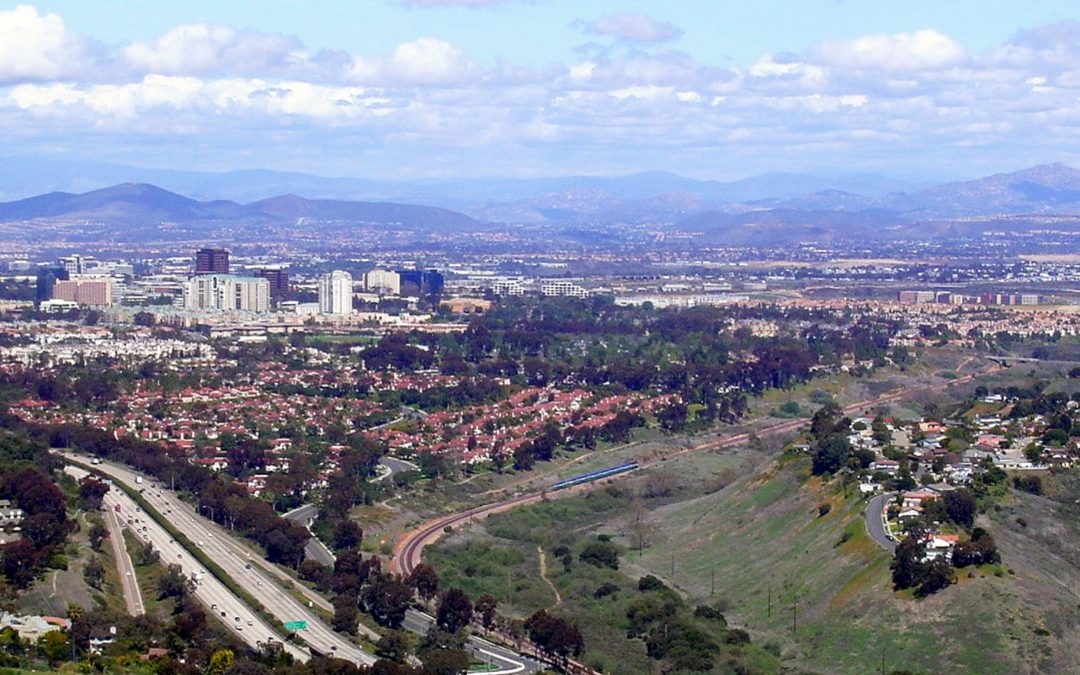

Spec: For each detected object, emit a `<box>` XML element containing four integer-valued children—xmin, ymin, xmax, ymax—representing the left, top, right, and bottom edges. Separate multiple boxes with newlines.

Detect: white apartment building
<box><xmin>363</xmin><ymin>269</ymin><xmax>400</xmax><ymax>295</ymax></box>
<box><xmin>491</xmin><ymin>278</ymin><xmax>526</xmax><ymax>296</ymax></box>
<box><xmin>319</xmin><ymin>270</ymin><xmax>353</xmax><ymax>315</ymax></box>
<box><xmin>541</xmin><ymin>279</ymin><xmax>589</xmax><ymax>298</ymax></box>
<box><xmin>183</xmin><ymin>275</ymin><xmax>269</xmax><ymax>312</ymax></box>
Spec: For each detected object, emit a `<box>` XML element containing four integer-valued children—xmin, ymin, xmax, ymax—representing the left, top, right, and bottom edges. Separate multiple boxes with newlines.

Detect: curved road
<box><xmin>864</xmin><ymin>492</ymin><xmax>897</xmax><ymax>553</ymax></box>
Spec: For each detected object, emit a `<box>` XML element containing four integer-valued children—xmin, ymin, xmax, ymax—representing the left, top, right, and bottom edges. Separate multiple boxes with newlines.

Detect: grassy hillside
<box><xmin>629</xmin><ymin>452</ymin><xmax>1074</xmax><ymax>674</ymax></box>
<box><xmin>425</xmin><ymin>451</ymin><xmax>783</xmax><ymax>674</ymax></box>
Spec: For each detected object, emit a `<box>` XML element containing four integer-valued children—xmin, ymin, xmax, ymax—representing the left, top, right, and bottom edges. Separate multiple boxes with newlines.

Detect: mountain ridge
<box><xmin>2</xmin><ymin>163</ymin><xmax>1080</xmax><ymax>245</ymax></box>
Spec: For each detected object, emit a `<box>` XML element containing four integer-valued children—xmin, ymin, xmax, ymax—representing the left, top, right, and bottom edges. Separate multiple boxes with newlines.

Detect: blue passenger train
<box><xmin>551</xmin><ymin>462</ymin><xmax>639</xmax><ymax>491</ymax></box>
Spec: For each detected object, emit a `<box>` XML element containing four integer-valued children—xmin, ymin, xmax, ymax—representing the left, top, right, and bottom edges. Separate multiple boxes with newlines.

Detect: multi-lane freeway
<box><xmin>62</xmin><ymin>454</ymin><xmax>376</xmax><ymax>666</ymax></box>
<box><xmin>64</xmin><ymin>466</ymin><xmax>309</xmax><ymax>662</ymax></box>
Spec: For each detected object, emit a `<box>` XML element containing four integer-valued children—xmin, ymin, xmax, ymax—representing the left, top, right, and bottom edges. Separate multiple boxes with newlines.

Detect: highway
<box><xmin>864</xmin><ymin>492</ymin><xmax>897</xmax><ymax>553</ymax></box>
<box><xmin>63</xmin><ymin>466</ymin><xmax>309</xmax><ymax>661</ymax></box>
<box><xmin>61</xmin><ymin>454</ymin><xmax>377</xmax><ymax>666</ymax></box>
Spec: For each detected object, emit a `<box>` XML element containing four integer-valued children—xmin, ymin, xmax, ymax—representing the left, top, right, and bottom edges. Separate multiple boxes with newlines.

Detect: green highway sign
<box><xmin>284</xmin><ymin>621</ymin><xmax>308</xmax><ymax>630</ymax></box>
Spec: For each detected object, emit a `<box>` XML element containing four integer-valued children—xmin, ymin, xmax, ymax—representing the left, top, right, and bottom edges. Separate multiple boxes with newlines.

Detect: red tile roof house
<box><xmin>870</xmin><ymin>459</ymin><xmax>900</xmax><ymax>475</ymax></box>
<box><xmin>898</xmin><ymin>504</ymin><xmax>924</xmax><ymax>520</ymax></box>
<box><xmin>923</xmin><ymin>534</ymin><xmax>961</xmax><ymax>561</ymax></box>
<box><xmin>902</xmin><ymin>490</ymin><xmax>937</xmax><ymax>508</ymax></box>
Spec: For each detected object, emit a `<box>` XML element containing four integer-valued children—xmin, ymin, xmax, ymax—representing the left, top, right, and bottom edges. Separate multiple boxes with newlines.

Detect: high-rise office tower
<box><xmin>195</xmin><ymin>248</ymin><xmax>230</xmax><ymax>275</ymax></box>
<box><xmin>255</xmin><ymin>267</ymin><xmax>289</xmax><ymax>298</ymax></box>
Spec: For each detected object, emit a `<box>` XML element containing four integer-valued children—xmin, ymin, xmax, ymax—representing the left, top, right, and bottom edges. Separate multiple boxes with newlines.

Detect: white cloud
<box><xmin>6</xmin><ymin>75</ymin><xmax>393</xmax><ymax>123</ymax></box>
<box><xmin>7</xmin><ymin>11</ymin><xmax>1080</xmax><ymax>177</ymax></box>
<box><xmin>0</xmin><ymin>5</ymin><xmax>84</xmax><ymax>83</ymax></box>
<box><xmin>350</xmin><ymin>38</ymin><xmax>470</xmax><ymax>86</ymax></box>
<box><xmin>123</xmin><ymin>24</ymin><xmax>301</xmax><ymax>76</ymax></box>
<box><xmin>811</xmin><ymin>29</ymin><xmax>968</xmax><ymax>71</ymax></box>
<box><xmin>585</xmin><ymin>12</ymin><xmax>682</xmax><ymax>43</ymax></box>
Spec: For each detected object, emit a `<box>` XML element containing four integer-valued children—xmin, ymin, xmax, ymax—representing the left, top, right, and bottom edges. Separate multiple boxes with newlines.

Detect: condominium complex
<box><xmin>898</xmin><ymin>290</ymin><xmax>1040</xmax><ymax>306</ymax></box>
<box><xmin>318</xmin><ymin>270</ymin><xmax>353</xmax><ymax>315</ymax></box>
<box><xmin>183</xmin><ymin>275</ymin><xmax>269</xmax><ymax>312</ymax></box>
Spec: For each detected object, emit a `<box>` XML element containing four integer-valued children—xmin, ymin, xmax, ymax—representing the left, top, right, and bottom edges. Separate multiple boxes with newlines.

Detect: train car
<box><xmin>551</xmin><ymin>462</ymin><xmax>639</xmax><ymax>491</ymax></box>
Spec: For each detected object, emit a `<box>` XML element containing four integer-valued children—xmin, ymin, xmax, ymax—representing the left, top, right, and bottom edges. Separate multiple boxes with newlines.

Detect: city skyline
<box><xmin>4</xmin><ymin>2</ymin><xmax>1080</xmax><ymax>180</ymax></box>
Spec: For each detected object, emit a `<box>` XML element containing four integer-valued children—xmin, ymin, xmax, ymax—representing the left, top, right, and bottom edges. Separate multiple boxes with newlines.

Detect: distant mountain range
<box><xmin>1</xmin><ymin>162</ymin><xmax>1079</xmax><ymax>245</ymax></box>
<box><xmin>0</xmin><ymin>183</ymin><xmax>479</xmax><ymax>243</ymax></box>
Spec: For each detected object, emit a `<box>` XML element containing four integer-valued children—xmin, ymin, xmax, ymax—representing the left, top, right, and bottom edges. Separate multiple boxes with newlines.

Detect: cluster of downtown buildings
<box><xmin>31</xmin><ymin>248</ymin><xmax>445</xmax><ymax>318</ymax></box>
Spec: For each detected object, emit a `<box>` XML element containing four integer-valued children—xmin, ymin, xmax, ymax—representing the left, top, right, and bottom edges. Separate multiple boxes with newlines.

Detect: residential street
<box><xmin>865</xmin><ymin>492</ymin><xmax>897</xmax><ymax>553</ymax></box>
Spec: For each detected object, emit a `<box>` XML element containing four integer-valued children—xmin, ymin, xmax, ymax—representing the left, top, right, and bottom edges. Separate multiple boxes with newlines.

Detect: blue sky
<box><xmin>4</xmin><ymin>1</ymin><xmax>1080</xmax><ymax>179</ymax></box>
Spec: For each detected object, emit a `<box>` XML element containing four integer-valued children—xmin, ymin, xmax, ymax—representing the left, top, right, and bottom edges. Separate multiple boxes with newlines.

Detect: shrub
<box><xmin>724</xmin><ymin>628</ymin><xmax>750</xmax><ymax>645</ymax></box>
<box><xmin>693</xmin><ymin>605</ymin><xmax>727</xmax><ymax>626</ymax></box>
<box><xmin>818</xmin><ymin>503</ymin><xmax>832</xmax><ymax>517</ymax></box>
<box><xmin>637</xmin><ymin>575</ymin><xmax>667</xmax><ymax>592</ymax></box>
<box><xmin>1012</xmin><ymin>475</ymin><xmax>1043</xmax><ymax>495</ymax></box>
<box><xmin>580</xmin><ymin>541</ymin><xmax>620</xmax><ymax>570</ymax></box>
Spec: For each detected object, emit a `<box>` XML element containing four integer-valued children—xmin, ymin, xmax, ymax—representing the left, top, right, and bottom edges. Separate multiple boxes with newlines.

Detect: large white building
<box><xmin>491</xmin><ymin>278</ymin><xmax>526</xmax><ymax>296</ymax></box>
<box><xmin>319</xmin><ymin>270</ymin><xmax>353</xmax><ymax>315</ymax></box>
<box><xmin>183</xmin><ymin>275</ymin><xmax>269</xmax><ymax>312</ymax></box>
<box><xmin>541</xmin><ymin>279</ymin><xmax>589</xmax><ymax>298</ymax></box>
<box><xmin>363</xmin><ymin>269</ymin><xmax>400</xmax><ymax>296</ymax></box>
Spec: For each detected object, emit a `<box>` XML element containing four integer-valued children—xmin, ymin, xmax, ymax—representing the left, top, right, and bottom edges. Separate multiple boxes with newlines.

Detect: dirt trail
<box><xmin>537</xmin><ymin>546</ymin><xmax>562</xmax><ymax>607</ymax></box>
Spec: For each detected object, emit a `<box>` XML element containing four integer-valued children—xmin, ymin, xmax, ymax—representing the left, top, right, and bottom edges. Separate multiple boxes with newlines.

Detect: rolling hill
<box><xmin>0</xmin><ymin>183</ymin><xmax>481</xmax><ymax>243</ymax></box>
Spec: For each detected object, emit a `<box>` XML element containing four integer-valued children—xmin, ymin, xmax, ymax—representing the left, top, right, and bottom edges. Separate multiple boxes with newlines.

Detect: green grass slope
<box><xmin>631</xmin><ymin>454</ymin><xmax>1073</xmax><ymax>674</ymax></box>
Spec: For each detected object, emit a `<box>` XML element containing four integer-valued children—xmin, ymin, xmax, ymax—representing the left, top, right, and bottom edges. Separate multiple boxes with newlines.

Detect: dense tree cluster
<box><xmin>891</xmin><ymin>537</ymin><xmax>957</xmax><ymax>597</ymax></box>
<box><xmin>524</xmin><ymin>610</ymin><xmax>584</xmax><ymax>667</ymax></box>
<box><xmin>951</xmin><ymin>529</ymin><xmax>1000</xmax><ymax>568</ymax></box>
<box><xmin>0</xmin><ymin>465</ymin><xmax>73</xmax><ymax>588</ymax></box>
<box><xmin>0</xmin><ymin>414</ymin><xmax>313</xmax><ymax>570</ymax></box>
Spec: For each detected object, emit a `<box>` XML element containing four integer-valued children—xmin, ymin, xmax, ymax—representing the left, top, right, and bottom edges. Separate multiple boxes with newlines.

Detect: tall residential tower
<box><xmin>318</xmin><ymin>270</ymin><xmax>353</xmax><ymax>316</ymax></box>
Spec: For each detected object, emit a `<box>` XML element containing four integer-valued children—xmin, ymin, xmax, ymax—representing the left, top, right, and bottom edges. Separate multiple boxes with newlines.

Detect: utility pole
<box><xmin>767</xmin><ymin>579</ymin><xmax>771</xmax><ymax>618</ymax></box>
<box><xmin>792</xmin><ymin>594</ymin><xmax>798</xmax><ymax>634</ymax></box>
<box><xmin>710</xmin><ymin>567</ymin><xmax>715</xmax><ymax>596</ymax></box>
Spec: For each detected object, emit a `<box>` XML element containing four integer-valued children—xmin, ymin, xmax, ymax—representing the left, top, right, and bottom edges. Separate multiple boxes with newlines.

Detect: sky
<box><xmin>4</xmin><ymin>1</ymin><xmax>1080</xmax><ymax>180</ymax></box>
